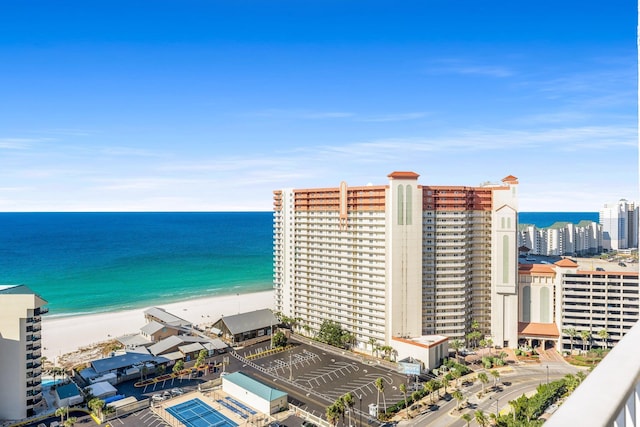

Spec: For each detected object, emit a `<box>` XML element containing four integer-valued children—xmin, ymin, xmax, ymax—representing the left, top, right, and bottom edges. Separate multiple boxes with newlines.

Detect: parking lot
<box><xmin>22</xmin><ymin>338</ymin><xmax>412</xmax><ymax>427</ymax></box>
<box><xmin>236</xmin><ymin>338</ymin><xmax>412</xmax><ymax>424</ymax></box>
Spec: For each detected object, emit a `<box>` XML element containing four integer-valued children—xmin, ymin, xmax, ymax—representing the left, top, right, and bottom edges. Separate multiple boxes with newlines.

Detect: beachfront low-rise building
<box><xmin>0</xmin><ymin>284</ymin><xmax>48</xmax><ymax>421</ymax></box>
<box><xmin>212</xmin><ymin>308</ymin><xmax>279</xmax><ymax>347</ymax></box>
<box><xmin>273</xmin><ymin>171</ymin><xmax>520</xmax><ymax>369</ymax></box>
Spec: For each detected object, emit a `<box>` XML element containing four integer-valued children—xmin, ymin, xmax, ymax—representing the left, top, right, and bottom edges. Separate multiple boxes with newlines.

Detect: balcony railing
<box><xmin>546</xmin><ymin>320</ymin><xmax>640</xmax><ymax>426</ymax></box>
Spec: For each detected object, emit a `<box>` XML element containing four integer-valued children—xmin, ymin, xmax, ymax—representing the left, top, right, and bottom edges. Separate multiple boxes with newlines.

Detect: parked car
<box><xmin>151</xmin><ymin>394</ymin><xmax>165</xmax><ymax>402</ymax></box>
<box><xmin>619</xmin><ymin>262</ymin><xmax>627</xmax><ymax>267</ymax></box>
<box><xmin>596</xmin><ymin>267</ymin><xmax>605</xmax><ymax>271</ymax></box>
<box><xmin>171</xmin><ymin>387</ymin><xmax>184</xmax><ymax>396</ymax></box>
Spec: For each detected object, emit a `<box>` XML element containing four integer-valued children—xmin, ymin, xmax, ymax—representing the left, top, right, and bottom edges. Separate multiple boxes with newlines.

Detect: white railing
<box><xmin>546</xmin><ymin>320</ymin><xmax>640</xmax><ymax>427</ymax></box>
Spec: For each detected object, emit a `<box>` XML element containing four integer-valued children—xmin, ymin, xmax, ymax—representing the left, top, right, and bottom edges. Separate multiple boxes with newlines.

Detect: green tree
<box><xmin>490</xmin><ymin>370</ymin><xmax>500</xmax><ymax>389</ymax></box>
<box><xmin>342</xmin><ymin>392</ymin><xmax>355</xmax><ymax>427</ymax></box>
<box><xmin>478</xmin><ymin>372</ymin><xmax>489</xmax><ymax>394</ymax></box>
<box><xmin>451</xmin><ymin>368</ymin><xmax>462</xmax><ymax>388</ymax></box>
<box><xmin>173</xmin><ymin>359</ymin><xmax>185</xmax><ymax>382</ymax></box>
<box><xmin>563</xmin><ymin>328</ymin><xmax>578</xmax><ymax>353</ymax></box>
<box><xmin>466</xmin><ymin>331</ymin><xmax>482</xmax><ymax>349</ymax></box>
<box><xmin>450</xmin><ymin>339</ymin><xmax>464</xmax><ymax>359</ymax></box>
<box><xmin>195</xmin><ymin>349</ymin><xmax>207</xmax><ymax>369</ymax></box>
<box><xmin>63</xmin><ymin>417</ymin><xmax>77</xmax><ymax>427</ymax></box>
<box><xmin>156</xmin><ymin>364</ymin><xmax>166</xmax><ymax>377</ymax></box>
<box><xmin>325</xmin><ymin>404</ymin><xmax>340</xmax><ymax>427</ymax></box>
<box><xmin>474</xmin><ymin>409</ymin><xmax>488</xmax><ymax>427</ymax></box>
<box><xmin>452</xmin><ymin>390</ymin><xmax>464</xmax><ymax>411</ymax></box>
<box><xmin>399</xmin><ymin>383</ymin><xmax>409</xmax><ymax>419</ymax></box>
<box><xmin>340</xmin><ymin>331</ymin><xmax>355</xmax><ymax>350</ymax></box>
<box><xmin>55</xmin><ymin>407</ymin><xmax>67</xmax><ymax>424</ymax></box>
<box><xmin>461</xmin><ymin>412</ymin><xmax>472</xmax><ymax>426</ymax></box>
<box><xmin>368</xmin><ymin>337</ymin><xmax>377</xmax><ymax>356</ymax></box>
<box><xmin>317</xmin><ymin>320</ymin><xmax>345</xmax><ymax>347</ymax></box>
<box><xmin>424</xmin><ymin>380</ymin><xmax>436</xmax><ymax>404</ymax></box>
<box><xmin>375</xmin><ymin>377</ymin><xmax>386</xmax><ymax>414</ymax></box>
<box><xmin>580</xmin><ymin>330</ymin><xmax>591</xmax><ymax>352</ymax></box>
<box><xmin>272</xmin><ymin>330</ymin><xmax>288</xmax><ymax>347</ymax></box>
<box><xmin>334</xmin><ymin>398</ymin><xmax>345</xmax><ymax>425</ymax></box>
<box><xmin>140</xmin><ymin>365</ymin><xmax>148</xmax><ymax>381</ymax></box>
<box><xmin>597</xmin><ymin>329</ymin><xmax>609</xmax><ymax>349</ymax></box>
<box><xmin>88</xmin><ymin>398</ymin><xmax>105</xmax><ymax>418</ymax></box>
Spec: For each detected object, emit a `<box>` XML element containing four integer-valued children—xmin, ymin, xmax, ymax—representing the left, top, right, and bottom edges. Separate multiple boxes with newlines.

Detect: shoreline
<box><xmin>41</xmin><ymin>289</ymin><xmax>275</xmax><ymax>363</ymax></box>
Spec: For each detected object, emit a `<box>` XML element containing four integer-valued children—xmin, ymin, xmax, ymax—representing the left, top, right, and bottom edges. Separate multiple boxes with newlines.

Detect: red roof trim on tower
<box><xmin>388</xmin><ymin>171</ymin><xmax>420</xmax><ymax>180</ymax></box>
<box><xmin>555</xmin><ymin>258</ymin><xmax>579</xmax><ymax>267</ymax></box>
<box><xmin>502</xmin><ymin>175</ymin><xmax>518</xmax><ymax>183</ymax></box>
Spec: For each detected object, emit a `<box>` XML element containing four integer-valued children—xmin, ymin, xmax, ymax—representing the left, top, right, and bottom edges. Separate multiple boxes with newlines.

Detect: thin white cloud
<box><xmin>0</xmin><ymin>137</ymin><xmax>55</xmax><ymax>149</ymax></box>
<box><xmin>100</xmin><ymin>146</ymin><xmax>167</xmax><ymax>157</ymax></box>
<box><xmin>356</xmin><ymin>112</ymin><xmax>430</xmax><ymax>122</ymax></box>
<box><xmin>245</xmin><ymin>109</ymin><xmax>430</xmax><ymax>122</ymax></box>
<box><xmin>425</xmin><ymin>59</ymin><xmax>513</xmax><ymax>78</ymax></box>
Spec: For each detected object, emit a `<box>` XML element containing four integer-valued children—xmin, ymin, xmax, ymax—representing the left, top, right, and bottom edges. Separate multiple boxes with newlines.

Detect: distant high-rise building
<box><xmin>273</xmin><ymin>172</ymin><xmax>520</xmax><ymax>360</ymax></box>
<box><xmin>599</xmin><ymin>199</ymin><xmax>639</xmax><ymax>251</ymax></box>
<box><xmin>517</xmin><ymin>220</ymin><xmax>602</xmax><ymax>256</ymax></box>
<box><xmin>0</xmin><ymin>285</ymin><xmax>47</xmax><ymax>421</ymax></box>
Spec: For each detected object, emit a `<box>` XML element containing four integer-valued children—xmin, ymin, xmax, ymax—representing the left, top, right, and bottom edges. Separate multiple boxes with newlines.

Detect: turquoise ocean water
<box><xmin>0</xmin><ymin>211</ymin><xmax>597</xmax><ymax>317</ymax></box>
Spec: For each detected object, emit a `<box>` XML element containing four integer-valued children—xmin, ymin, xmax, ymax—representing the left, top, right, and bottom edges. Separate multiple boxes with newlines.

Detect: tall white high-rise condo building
<box><xmin>0</xmin><ymin>285</ymin><xmax>47</xmax><ymax>421</ymax></box>
<box><xmin>273</xmin><ymin>172</ymin><xmax>519</xmax><ymax>358</ymax></box>
<box><xmin>599</xmin><ymin>199</ymin><xmax>639</xmax><ymax>251</ymax></box>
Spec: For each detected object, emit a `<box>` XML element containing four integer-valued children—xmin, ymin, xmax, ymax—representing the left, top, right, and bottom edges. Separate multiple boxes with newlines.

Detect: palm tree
<box><xmin>88</xmin><ymin>398</ymin><xmax>105</xmax><ymax>419</ymax></box>
<box><xmin>474</xmin><ymin>409</ymin><xmax>488</xmax><ymax>427</ymax></box>
<box><xmin>563</xmin><ymin>327</ymin><xmax>577</xmax><ymax>353</ymax></box>
<box><xmin>368</xmin><ymin>337</ymin><xmax>377</xmax><ymax>356</ymax></box>
<box><xmin>461</xmin><ymin>412</ymin><xmax>472</xmax><ymax>426</ymax></box>
<box><xmin>374</xmin><ymin>377</ymin><xmax>386</xmax><ymax>414</ymax></box>
<box><xmin>597</xmin><ymin>329</ymin><xmax>609</xmax><ymax>349</ymax></box>
<box><xmin>451</xmin><ymin>368</ymin><xmax>462</xmax><ymax>388</ymax></box>
<box><xmin>325</xmin><ymin>404</ymin><xmax>340</xmax><ymax>427</ymax></box>
<box><xmin>424</xmin><ymin>380</ymin><xmax>436</xmax><ymax>404</ymax></box>
<box><xmin>399</xmin><ymin>383</ymin><xmax>408</xmax><ymax>419</ymax></box>
<box><xmin>173</xmin><ymin>359</ymin><xmax>185</xmax><ymax>383</ymax></box>
<box><xmin>342</xmin><ymin>392</ymin><xmax>354</xmax><ymax>427</ymax></box>
<box><xmin>490</xmin><ymin>370</ymin><xmax>500</xmax><ymax>389</ymax></box>
<box><xmin>63</xmin><ymin>417</ymin><xmax>77</xmax><ymax>427</ymax></box>
<box><xmin>334</xmin><ymin>398</ymin><xmax>345</xmax><ymax>425</ymax></box>
<box><xmin>55</xmin><ymin>407</ymin><xmax>67</xmax><ymax>425</ymax></box>
<box><xmin>450</xmin><ymin>339</ymin><xmax>464</xmax><ymax>359</ymax></box>
<box><xmin>477</xmin><ymin>372</ymin><xmax>489</xmax><ymax>394</ymax></box>
<box><xmin>452</xmin><ymin>390</ymin><xmax>464</xmax><ymax>411</ymax></box>
<box><xmin>580</xmin><ymin>330</ymin><xmax>591</xmax><ymax>352</ymax></box>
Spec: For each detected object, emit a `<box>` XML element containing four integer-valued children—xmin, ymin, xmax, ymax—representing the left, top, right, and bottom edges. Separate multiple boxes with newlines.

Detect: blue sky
<box><xmin>1</xmin><ymin>1</ymin><xmax>637</xmax><ymax>212</ymax></box>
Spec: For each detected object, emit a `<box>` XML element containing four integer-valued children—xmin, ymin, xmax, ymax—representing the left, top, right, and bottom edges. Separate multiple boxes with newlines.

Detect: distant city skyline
<box><xmin>0</xmin><ymin>1</ymin><xmax>637</xmax><ymax>212</ymax></box>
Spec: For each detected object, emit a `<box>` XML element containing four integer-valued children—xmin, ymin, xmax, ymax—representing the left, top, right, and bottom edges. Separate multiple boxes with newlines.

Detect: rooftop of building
<box><xmin>223</xmin><ymin>372</ymin><xmax>287</xmax><ymax>401</ymax></box>
<box><xmin>392</xmin><ymin>335</ymin><xmax>449</xmax><ymax>348</ymax></box>
<box><xmin>215</xmin><ymin>308</ymin><xmax>278</xmax><ymax>335</ymax></box>
<box><xmin>144</xmin><ymin>307</ymin><xmax>192</xmax><ymax>328</ymax></box>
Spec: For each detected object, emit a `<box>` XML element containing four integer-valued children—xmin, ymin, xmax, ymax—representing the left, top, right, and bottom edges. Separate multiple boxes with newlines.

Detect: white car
<box><xmin>171</xmin><ymin>387</ymin><xmax>184</xmax><ymax>396</ymax></box>
<box><xmin>151</xmin><ymin>394</ymin><xmax>164</xmax><ymax>402</ymax></box>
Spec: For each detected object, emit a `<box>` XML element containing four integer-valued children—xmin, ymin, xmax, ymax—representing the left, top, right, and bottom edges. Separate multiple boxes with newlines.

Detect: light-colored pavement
<box><xmin>396</xmin><ymin>359</ymin><xmax>580</xmax><ymax>427</ymax></box>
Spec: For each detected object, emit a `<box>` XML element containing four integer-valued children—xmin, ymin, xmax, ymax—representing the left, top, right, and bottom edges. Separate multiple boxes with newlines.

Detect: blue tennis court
<box><xmin>166</xmin><ymin>398</ymin><xmax>238</xmax><ymax>427</ymax></box>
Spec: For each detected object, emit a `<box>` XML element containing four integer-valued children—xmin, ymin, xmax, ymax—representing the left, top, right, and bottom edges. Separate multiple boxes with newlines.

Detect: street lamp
<box><xmin>546</xmin><ymin>365</ymin><xmax>549</xmax><ymax>385</ymax></box>
<box><xmin>490</xmin><ymin>395</ymin><xmax>499</xmax><ymax>417</ymax></box>
<box><xmin>356</xmin><ymin>393</ymin><xmax>362</xmax><ymax>427</ymax></box>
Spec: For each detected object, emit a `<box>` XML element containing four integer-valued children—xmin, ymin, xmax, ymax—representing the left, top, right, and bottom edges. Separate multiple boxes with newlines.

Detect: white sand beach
<box><xmin>41</xmin><ymin>289</ymin><xmax>275</xmax><ymax>363</ymax></box>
